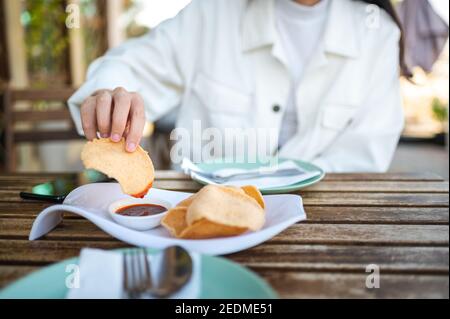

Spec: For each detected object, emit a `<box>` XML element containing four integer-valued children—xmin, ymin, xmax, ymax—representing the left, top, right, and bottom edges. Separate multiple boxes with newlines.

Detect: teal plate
<box><xmin>194</xmin><ymin>158</ymin><xmax>325</xmax><ymax>194</ymax></box>
<box><xmin>0</xmin><ymin>249</ymin><xmax>277</xmax><ymax>299</ymax></box>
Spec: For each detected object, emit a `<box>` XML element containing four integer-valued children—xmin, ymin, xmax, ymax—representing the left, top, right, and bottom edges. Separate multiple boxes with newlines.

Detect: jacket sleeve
<box><xmin>312</xmin><ymin>26</ymin><xmax>404</xmax><ymax>173</ymax></box>
<box><xmin>67</xmin><ymin>2</ymin><xmax>199</xmax><ymax>135</ymax></box>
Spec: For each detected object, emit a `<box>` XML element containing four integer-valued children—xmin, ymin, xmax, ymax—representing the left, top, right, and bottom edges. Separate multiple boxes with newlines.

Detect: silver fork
<box><xmin>123</xmin><ymin>247</ymin><xmax>193</xmax><ymax>299</ymax></box>
<box><xmin>123</xmin><ymin>248</ymin><xmax>152</xmax><ymax>299</ymax></box>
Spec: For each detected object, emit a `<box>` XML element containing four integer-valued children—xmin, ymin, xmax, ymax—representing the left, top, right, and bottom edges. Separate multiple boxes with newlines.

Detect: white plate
<box><xmin>29</xmin><ymin>183</ymin><xmax>306</xmax><ymax>255</ymax></box>
<box><xmin>188</xmin><ymin>158</ymin><xmax>325</xmax><ymax>194</ymax></box>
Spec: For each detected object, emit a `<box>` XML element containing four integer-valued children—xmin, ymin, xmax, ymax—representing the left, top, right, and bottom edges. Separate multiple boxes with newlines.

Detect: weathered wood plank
<box><xmin>303</xmin><ymin>207</ymin><xmax>449</xmax><ymax>225</ymax></box>
<box><xmin>152</xmin><ymin>180</ymin><xmax>450</xmax><ymax>193</ymax></box>
<box><xmin>0</xmin><ymin>219</ymin><xmax>447</xmax><ymax>245</ymax></box>
<box><xmin>155</xmin><ymin>171</ymin><xmax>190</xmax><ymax>180</ymax></box>
<box><xmin>10</xmin><ymin>88</ymin><xmax>76</xmax><ymax>101</ymax></box>
<box><xmin>0</xmin><ymin>218</ymin><xmax>114</xmax><ymax>240</ymax></box>
<box><xmin>303</xmin><ymin>181</ymin><xmax>449</xmax><ymax>193</ymax></box>
<box><xmin>0</xmin><ymin>173</ymin><xmax>170</xmax><ymax>182</ymax></box>
<box><xmin>13</xmin><ymin>109</ymin><xmax>72</xmax><ymax>123</ymax></box>
<box><xmin>1</xmin><ymin>205</ymin><xmax>447</xmax><ymax>225</ymax></box>
<box><xmin>1</xmin><ymin>190</ymin><xmax>448</xmax><ymax>207</ymax></box>
<box><xmin>1</xmin><ymin>265</ymin><xmax>448</xmax><ymax>298</ymax></box>
<box><xmin>0</xmin><ymin>172</ymin><xmax>444</xmax><ymax>183</ymax></box>
<box><xmin>15</xmin><ymin>130</ymin><xmax>83</xmax><ymax>143</ymax></box>
<box><xmin>271</xmin><ymin>224</ymin><xmax>449</xmax><ymax>246</ymax></box>
<box><xmin>0</xmin><ymin>202</ymin><xmax>53</xmax><ymax>216</ymax></box>
<box><xmin>1</xmin><ymin>240</ymin><xmax>446</xmax><ymax>274</ymax></box>
<box><xmin>0</xmin><ymin>240</ymin><xmax>128</xmax><ymax>265</ymax></box>
<box><xmin>229</xmin><ymin>245</ymin><xmax>449</xmax><ymax>273</ymax></box>
<box><xmin>257</xmin><ymin>271</ymin><xmax>449</xmax><ymax>298</ymax></box>
<box><xmin>2</xmin><ymin>180</ymin><xmax>448</xmax><ymax>193</ymax></box>
<box><xmin>323</xmin><ymin>173</ymin><xmax>445</xmax><ymax>182</ymax></box>
<box><xmin>299</xmin><ymin>193</ymin><xmax>449</xmax><ymax>207</ymax></box>
<box><xmin>0</xmin><ymin>172</ymin><xmax>321</xmax><ymax>181</ymax></box>
<box><xmin>0</xmin><ymin>174</ymin><xmax>68</xmax><ymax>180</ymax></box>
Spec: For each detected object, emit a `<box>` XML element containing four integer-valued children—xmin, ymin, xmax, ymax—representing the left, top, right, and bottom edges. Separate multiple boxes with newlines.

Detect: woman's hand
<box><xmin>80</xmin><ymin>87</ymin><xmax>145</xmax><ymax>152</ymax></box>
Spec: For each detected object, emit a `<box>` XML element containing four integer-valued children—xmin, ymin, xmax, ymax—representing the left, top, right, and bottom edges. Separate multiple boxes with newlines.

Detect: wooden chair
<box><xmin>1</xmin><ymin>87</ymin><xmax>82</xmax><ymax>172</ymax></box>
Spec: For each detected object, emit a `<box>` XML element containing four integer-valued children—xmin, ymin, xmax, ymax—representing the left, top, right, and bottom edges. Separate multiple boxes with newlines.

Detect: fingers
<box><xmin>80</xmin><ymin>88</ymin><xmax>145</xmax><ymax>152</ymax></box>
<box><xmin>95</xmin><ymin>91</ymin><xmax>113</xmax><ymax>138</ymax></box>
<box><xmin>110</xmin><ymin>87</ymin><xmax>132</xmax><ymax>143</ymax></box>
<box><xmin>80</xmin><ymin>96</ymin><xmax>97</xmax><ymax>140</ymax></box>
<box><xmin>125</xmin><ymin>94</ymin><xmax>146</xmax><ymax>152</ymax></box>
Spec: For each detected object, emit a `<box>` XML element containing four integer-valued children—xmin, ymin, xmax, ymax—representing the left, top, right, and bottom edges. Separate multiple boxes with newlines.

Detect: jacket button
<box><xmin>272</xmin><ymin>104</ymin><xmax>281</xmax><ymax>113</ymax></box>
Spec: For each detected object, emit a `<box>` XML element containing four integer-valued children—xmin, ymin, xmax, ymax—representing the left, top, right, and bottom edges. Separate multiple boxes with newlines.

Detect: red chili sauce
<box><xmin>116</xmin><ymin>204</ymin><xmax>167</xmax><ymax>217</ymax></box>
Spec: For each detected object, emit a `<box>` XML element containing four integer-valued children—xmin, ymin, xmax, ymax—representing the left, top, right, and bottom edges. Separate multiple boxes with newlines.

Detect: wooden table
<box><xmin>0</xmin><ymin>172</ymin><xmax>448</xmax><ymax>298</ymax></box>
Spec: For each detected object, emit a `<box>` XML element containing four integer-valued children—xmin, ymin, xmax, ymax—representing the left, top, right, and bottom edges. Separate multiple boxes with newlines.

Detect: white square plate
<box><xmin>29</xmin><ymin>183</ymin><xmax>306</xmax><ymax>255</ymax></box>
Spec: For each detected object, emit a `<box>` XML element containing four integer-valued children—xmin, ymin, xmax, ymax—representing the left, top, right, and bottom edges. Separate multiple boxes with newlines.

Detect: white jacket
<box><xmin>68</xmin><ymin>0</ymin><xmax>404</xmax><ymax>172</ymax></box>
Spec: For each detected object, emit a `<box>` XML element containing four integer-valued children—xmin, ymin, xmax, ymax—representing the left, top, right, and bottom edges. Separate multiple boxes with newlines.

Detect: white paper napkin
<box><xmin>182</xmin><ymin>158</ymin><xmax>322</xmax><ymax>189</ymax></box>
<box><xmin>67</xmin><ymin>248</ymin><xmax>201</xmax><ymax>299</ymax></box>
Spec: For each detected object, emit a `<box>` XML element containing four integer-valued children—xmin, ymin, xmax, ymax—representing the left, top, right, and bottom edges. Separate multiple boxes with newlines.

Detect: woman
<box><xmin>69</xmin><ymin>0</ymin><xmax>407</xmax><ymax>172</ymax></box>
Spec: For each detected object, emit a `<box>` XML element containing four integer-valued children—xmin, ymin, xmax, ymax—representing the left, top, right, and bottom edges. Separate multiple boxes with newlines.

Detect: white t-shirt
<box><xmin>276</xmin><ymin>0</ymin><xmax>330</xmax><ymax>147</ymax></box>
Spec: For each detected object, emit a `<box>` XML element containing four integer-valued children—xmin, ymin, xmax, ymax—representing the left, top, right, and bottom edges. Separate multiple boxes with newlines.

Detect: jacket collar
<box><xmin>242</xmin><ymin>0</ymin><xmax>360</xmax><ymax>58</ymax></box>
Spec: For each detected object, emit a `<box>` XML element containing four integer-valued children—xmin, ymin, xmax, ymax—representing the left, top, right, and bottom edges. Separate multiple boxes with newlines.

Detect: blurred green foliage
<box><xmin>80</xmin><ymin>0</ymin><xmax>107</xmax><ymax>66</ymax></box>
<box><xmin>22</xmin><ymin>0</ymin><xmax>69</xmax><ymax>87</ymax></box>
<box><xmin>21</xmin><ymin>0</ymin><xmax>108</xmax><ymax>88</ymax></box>
<box><xmin>432</xmin><ymin>97</ymin><xmax>449</xmax><ymax>125</ymax></box>
<box><xmin>19</xmin><ymin>0</ymin><xmax>147</xmax><ymax>89</ymax></box>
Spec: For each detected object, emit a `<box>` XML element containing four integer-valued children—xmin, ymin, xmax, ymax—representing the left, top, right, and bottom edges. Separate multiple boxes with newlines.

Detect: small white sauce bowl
<box><xmin>108</xmin><ymin>197</ymin><xmax>172</xmax><ymax>231</ymax></box>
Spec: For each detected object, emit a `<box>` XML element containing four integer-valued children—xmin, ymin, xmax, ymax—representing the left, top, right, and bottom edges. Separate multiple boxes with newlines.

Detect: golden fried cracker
<box><xmin>161</xmin><ymin>207</ymin><xmax>188</xmax><ymax>237</ymax></box>
<box><xmin>186</xmin><ymin>185</ymin><xmax>265</xmax><ymax>231</ymax></box>
<box><xmin>179</xmin><ymin>218</ymin><xmax>247</xmax><ymax>239</ymax></box>
<box><xmin>241</xmin><ymin>185</ymin><xmax>265</xmax><ymax>209</ymax></box>
<box><xmin>81</xmin><ymin>138</ymin><xmax>154</xmax><ymax>197</ymax></box>
<box><xmin>162</xmin><ymin>185</ymin><xmax>265</xmax><ymax>239</ymax></box>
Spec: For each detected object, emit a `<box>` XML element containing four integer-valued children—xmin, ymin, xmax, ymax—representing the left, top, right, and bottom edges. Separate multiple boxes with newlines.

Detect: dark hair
<box><xmin>356</xmin><ymin>0</ymin><xmax>412</xmax><ymax>77</ymax></box>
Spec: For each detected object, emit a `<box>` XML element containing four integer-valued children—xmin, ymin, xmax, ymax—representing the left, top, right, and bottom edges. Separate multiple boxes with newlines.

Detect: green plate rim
<box><xmin>193</xmin><ymin>158</ymin><xmax>325</xmax><ymax>194</ymax></box>
<box><xmin>0</xmin><ymin>248</ymin><xmax>277</xmax><ymax>299</ymax></box>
